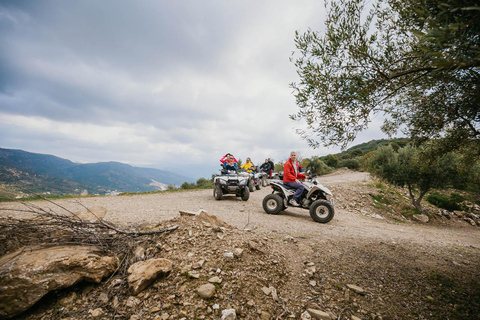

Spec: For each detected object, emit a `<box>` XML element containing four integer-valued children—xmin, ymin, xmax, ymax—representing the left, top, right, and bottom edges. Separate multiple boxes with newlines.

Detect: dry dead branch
<box><xmin>0</xmin><ymin>191</ymin><xmax>179</xmax><ymax>276</ymax></box>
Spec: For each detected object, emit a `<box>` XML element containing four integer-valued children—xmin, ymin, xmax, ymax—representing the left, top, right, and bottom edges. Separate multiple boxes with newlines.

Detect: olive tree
<box><xmin>305</xmin><ymin>156</ymin><xmax>332</xmax><ymax>175</ymax></box>
<box><xmin>368</xmin><ymin>144</ymin><xmax>459</xmax><ymax>211</ymax></box>
<box><xmin>291</xmin><ymin>0</ymin><xmax>480</xmax><ymax>153</ymax></box>
<box><xmin>321</xmin><ymin>154</ymin><xmax>339</xmax><ymax>168</ymax></box>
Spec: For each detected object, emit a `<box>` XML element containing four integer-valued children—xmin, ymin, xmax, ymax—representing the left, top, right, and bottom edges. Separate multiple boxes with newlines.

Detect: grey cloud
<box><xmin>0</xmin><ymin>1</ymin><xmax>388</xmax><ymax>179</ymax></box>
<box><xmin>0</xmin><ymin>1</ymin><xmax>243</xmax><ymax>119</ymax></box>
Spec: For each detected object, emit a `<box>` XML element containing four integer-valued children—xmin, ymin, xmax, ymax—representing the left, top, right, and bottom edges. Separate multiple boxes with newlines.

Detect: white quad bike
<box><xmin>213</xmin><ymin>166</ymin><xmax>250</xmax><ymax>201</ymax></box>
<box><xmin>262</xmin><ymin>174</ymin><xmax>335</xmax><ymax>223</ymax></box>
<box><xmin>256</xmin><ymin>170</ymin><xmax>268</xmax><ymax>188</ymax></box>
<box><xmin>242</xmin><ymin>167</ymin><xmax>268</xmax><ymax>192</ymax></box>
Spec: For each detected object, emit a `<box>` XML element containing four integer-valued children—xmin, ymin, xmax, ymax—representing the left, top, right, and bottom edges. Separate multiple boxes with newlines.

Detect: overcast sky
<box><xmin>0</xmin><ymin>0</ymin><xmax>387</xmax><ymax>179</ymax></box>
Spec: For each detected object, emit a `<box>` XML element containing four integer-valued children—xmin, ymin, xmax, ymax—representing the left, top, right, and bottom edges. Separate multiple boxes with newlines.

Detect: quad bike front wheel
<box><xmin>241</xmin><ymin>187</ymin><xmax>250</xmax><ymax>201</ymax></box>
<box><xmin>248</xmin><ymin>180</ymin><xmax>255</xmax><ymax>192</ymax></box>
<box><xmin>309</xmin><ymin>200</ymin><xmax>334</xmax><ymax>223</ymax></box>
<box><xmin>213</xmin><ymin>185</ymin><xmax>223</xmax><ymax>200</ymax></box>
<box><xmin>262</xmin><ymin>194</ymin><xmax>283</xmax><ymax>215</ymax></box>
<box><xmin>261</xmin><ymin>176</ymin><xmax>268</xmax><ymax>187</ymax></box>
<box><xmin>255</xmin><ymin>181</ymin><xmax>261</xmax><ymax>190</ymax></box>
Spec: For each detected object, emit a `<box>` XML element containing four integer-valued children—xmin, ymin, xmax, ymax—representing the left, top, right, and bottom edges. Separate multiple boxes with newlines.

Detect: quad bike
<box><xmin>271</xmin><ymin>171</ymin><xmax>283</xmax><ymax>181</ymax></box>
<box><xmin>256</xmin><ymin>171</ymin><xmax>268</xmax><ymax>188</ymax></box>
<box><xmin>242</xmin><ymin>167</ymin><xmax>267</xmax><ymax>191</ymax></box>
<box><xmin>262</xmin><ymin>174</ymin><xmax>335</xmax><ymax>223</ymax></box>
<box><xmin>251</xmin><ymin>165</ymin><xmax>268</xmax><ymax>189</ymax></box>
<box><xmin>213</xmin><ymin>165</ymin><xmax>250</xmax><ymax>201</ymax></box>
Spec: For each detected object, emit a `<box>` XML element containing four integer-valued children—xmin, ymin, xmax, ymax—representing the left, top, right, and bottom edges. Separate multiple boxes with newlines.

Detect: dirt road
<box><xmin>4</xmin><ymin>170</ymin><xmax>478</xmax><ymax>249</ymax></box>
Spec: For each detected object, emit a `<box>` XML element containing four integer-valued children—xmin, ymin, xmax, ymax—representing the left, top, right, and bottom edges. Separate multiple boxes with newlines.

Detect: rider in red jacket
<box><xmin>283</xmin><ymin>151</ymin><xmax>306</xmax><ymax>206</ymax></box>
<box><xmin>220</xmin><ymin>153</ymin><xmax>238</xmax><ymax>171</ymax></box>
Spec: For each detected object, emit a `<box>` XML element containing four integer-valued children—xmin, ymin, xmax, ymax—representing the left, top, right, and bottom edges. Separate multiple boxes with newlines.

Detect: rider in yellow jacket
<box><xmin>241</xmin><ymin>158</ymin><xmax>255</xmax><ymax>172</ymax></box>
<box><xmin>241</xmin><ymin>158</ymin><xmax>256</xmax><ymax>183</ymax></box>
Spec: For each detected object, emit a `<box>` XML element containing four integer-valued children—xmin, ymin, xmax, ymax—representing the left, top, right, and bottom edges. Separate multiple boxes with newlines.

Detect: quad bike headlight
<box><xmin>238</xmin><ymin>178</ymin><xmax>248</xmax><ymax>186</ymax></box>
<box><xmin>325</xmin><ymin>194</ymin><xmax>334</xmax><ymax>206</ymax></box>
<box><xmin>218</xmin><ymin>179</ymin><xmax>227</xmax><ymax>185</ymax></box>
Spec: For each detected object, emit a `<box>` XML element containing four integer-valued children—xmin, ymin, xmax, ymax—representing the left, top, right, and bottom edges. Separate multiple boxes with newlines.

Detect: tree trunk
<box><xmin>407</xmin><ymin>185</ymin><xmax>423</xmax><ymax>212</ymax></box>
<box><xmin>408</xmin><ymin>185</ymin><xmax>429</xmax><ymax>212</ymax></box>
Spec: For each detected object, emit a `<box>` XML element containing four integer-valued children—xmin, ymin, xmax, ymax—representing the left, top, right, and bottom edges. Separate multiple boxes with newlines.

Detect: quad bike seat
<box><xmin>279</xmin><ymin>182</ymin><xmax>298</xmax><ymax>190</ymax></box>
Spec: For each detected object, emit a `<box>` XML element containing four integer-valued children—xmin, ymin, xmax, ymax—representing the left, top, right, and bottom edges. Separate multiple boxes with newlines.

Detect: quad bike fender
<box><xmin>306</xmin><ymin>185</ymin><xmax>324</xmax><ymax>199</ymax></box>
<box><xmin>306</xmin><ymin>184</ymin><xmax>334</xmax><ymax>205</ymax></box>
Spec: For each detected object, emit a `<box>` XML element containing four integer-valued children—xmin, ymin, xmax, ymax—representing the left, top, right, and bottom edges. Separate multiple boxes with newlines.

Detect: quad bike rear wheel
<box><xmin>309</xmin><ymin>200</ymin><xmax>334</xmax><ymax>223</ymax></box>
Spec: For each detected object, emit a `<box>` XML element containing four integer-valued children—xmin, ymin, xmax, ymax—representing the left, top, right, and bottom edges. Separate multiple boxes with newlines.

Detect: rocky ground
<box><xmin>2</xmin><ymin>169</ymin><xmax>480</xmax><ymax>320</ymax></box>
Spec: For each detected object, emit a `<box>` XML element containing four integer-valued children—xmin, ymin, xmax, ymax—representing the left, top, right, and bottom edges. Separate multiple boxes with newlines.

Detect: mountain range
<box><xmin>0</xmin><ymin>148</ymin><xmax>194</xmax><ymax>196</ymax></box>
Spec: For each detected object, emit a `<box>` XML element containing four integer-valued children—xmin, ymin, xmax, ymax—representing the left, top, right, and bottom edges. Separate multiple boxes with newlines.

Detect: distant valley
<box><xmin>0</xmin><ymin>148</ymin><xmax>194</xmax><ymax>197</ymax></box>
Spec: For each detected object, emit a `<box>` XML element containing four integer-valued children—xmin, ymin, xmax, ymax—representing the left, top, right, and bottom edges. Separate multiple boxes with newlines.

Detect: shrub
<box><xmin>180</xmin><ymin>182</ymin><xmax>196</xmax><ymax>190</ymax></box>
<box><xmin>390</xmin><ymin>142</ymin><xmax>400</xmax><ymax>151</ymax></box>
<box><xmin>322</xmin><ymin>154</ymin><xmax>339</xmax><ymax>168</ymax></box>
<box><xmin>360</xmin><ymin>151</ymin><xmax>375</xmax><ymax>170</ymax></box>
<box><xmin>306</xmin><ymin>156</ymin><xmax>333</xmax><ymax>175</ymax></box>
<box><xmin>349</xmin><ymin>149</ymin><xmax>363</xmax><ymax>158</ymax></box>
<box><xmin>454</xmin><ymin>161</ymin><xmax>480</xmax><ymax>193</ymax></box>
<box><xmin>274</xmin><ymin>162</ymin><xmax>284</xmax><ymax>172</ymax></box>
<box><xmin>339</xmin><ymin>158</ymin><xmax>360</xmax><ymax>170</ymax></box>
<box><xmin>196</xmin><ymin>177</ymin><xmax>212</xmax><ymax>188</ymax></box>
<box><xmin>426</xmin><ymin>192</ymin><xmax>463</xmax><ymax>211</ymax></box>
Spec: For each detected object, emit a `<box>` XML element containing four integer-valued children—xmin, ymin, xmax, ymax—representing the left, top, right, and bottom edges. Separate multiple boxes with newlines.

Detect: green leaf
<box><xmin>461</xmin><ymin>6</ymin><xmax>480</xmax><ymax>11</ymax></box>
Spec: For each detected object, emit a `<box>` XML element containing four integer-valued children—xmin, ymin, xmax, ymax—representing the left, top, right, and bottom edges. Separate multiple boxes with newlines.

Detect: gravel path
<box><xmin>3</xmin><ymin>170</ymin><xmax>479</xmax><ymax>250</ymax></box>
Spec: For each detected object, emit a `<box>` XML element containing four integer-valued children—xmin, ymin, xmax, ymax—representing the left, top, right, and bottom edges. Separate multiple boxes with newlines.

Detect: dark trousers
<box><xmin>284</xmin><ymin>182</ymin><xmax>305</xmax><ymax>201</ymax></box>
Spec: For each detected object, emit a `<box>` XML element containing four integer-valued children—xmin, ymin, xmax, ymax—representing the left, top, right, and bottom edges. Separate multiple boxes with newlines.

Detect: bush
<box><xmin>349</xmin><ymin>149</ymin><xmax>363</xmax><ymax>158</ymax></box>
<box><xmin>306</xmin><ymin>156</ymin><xmax>333</xmax><ymax>175</ymax></box>
<box><xmin>339</xmin><ymin>158</ymin><xmax>360</xmax><ymax>170</ymax></box>
<box><xmin>180</xmin><ymin>182</ymin><xmax>196</xmax><ymax>190</ymax></box>
<box><xmin>196</xmin><ymin>177</ymin><xmax>212</xmax><ymax>188</ymax></box>
<box><xmin>453</xmin><ymin>161</ymin><xmax>480</xmax><ymax>193</ymax></box>
<box><xmin>274</xmin><ymin>162</ymin><xmax>284</xmax><ymax>172</ymax></box>
<box><xmin>426</xmin><ymin>192</ymin><xmax>464</xmax><ymax>211</ymax></box>
<box><xmin>450</xmin><ymin>192</ymin><xmax>466</xmax><ymax>204</ymax></box>
<box><xmin>390</xmin><ymin>142</ymin><xmax>400</xmax><ymax>151</ymax></box>
<box><xmin>321</xmin><ymin>154</ymin><xmax>339</xmax><ymax>168</ymax></box>
<box><xmin>360</xmin><ymin>151</ymin><xmax>375</xmax><ymax>170</ymax></box>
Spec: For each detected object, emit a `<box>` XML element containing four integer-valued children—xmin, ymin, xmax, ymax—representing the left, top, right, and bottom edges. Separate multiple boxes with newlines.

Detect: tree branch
<box><xmin>388</xmin><ymin>66</ymin><xmax>438</xmax><ymax>80</ymax></box>
<box><xmin>379</xmin><ymin>70</ymin><xmax>432</xmax><ymax>104</ymax></box>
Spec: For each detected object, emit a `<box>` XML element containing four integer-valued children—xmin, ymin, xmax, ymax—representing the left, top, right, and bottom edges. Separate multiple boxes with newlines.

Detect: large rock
<box><xmin>127</xmin><ymin>258</ymin><xmax>173</xmax><ymax>295</ymax></box>
<box><xmin>221</xmin><ymin>308</ymin><xmax>237</xmax><ymax>320</ymax></box>
<box><xmin>197</xmin><ymin>283</ymin><xmax>216</xmax><ymax>299</ymax></box>
<box><xmin>306</xmin><ymin>309</ymin><xmax>331</xmax><ymax>320</ymax></box>
<box><xmin>346</xmin><ymin>284</ymin><xmax>366</xmax><ymax>295</ymax></box>
<box><xmin>413</xmin><ymin>213</ymin><xmax>429</xmax><ymax>223</ymax></box>
<box><xmin>0</xmin><ymin>245</ymin><xmax>118</xmax><ymax>319</ymax></box>
<box><xmin>197</xmin><ymin>211</ymin><xmax>230</xmax><ymax>228</ymax></box>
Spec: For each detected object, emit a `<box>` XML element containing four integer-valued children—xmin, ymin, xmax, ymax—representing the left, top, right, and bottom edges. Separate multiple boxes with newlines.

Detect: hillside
<box><xmin>336</xmin><ymin>137</ymin><xmax>410</xmax><ymax>157</ymax></box>
<box><xmin>0</xmin><ymin>148</ymin><xmax>194</xmax><ymax>196</ymax></box>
